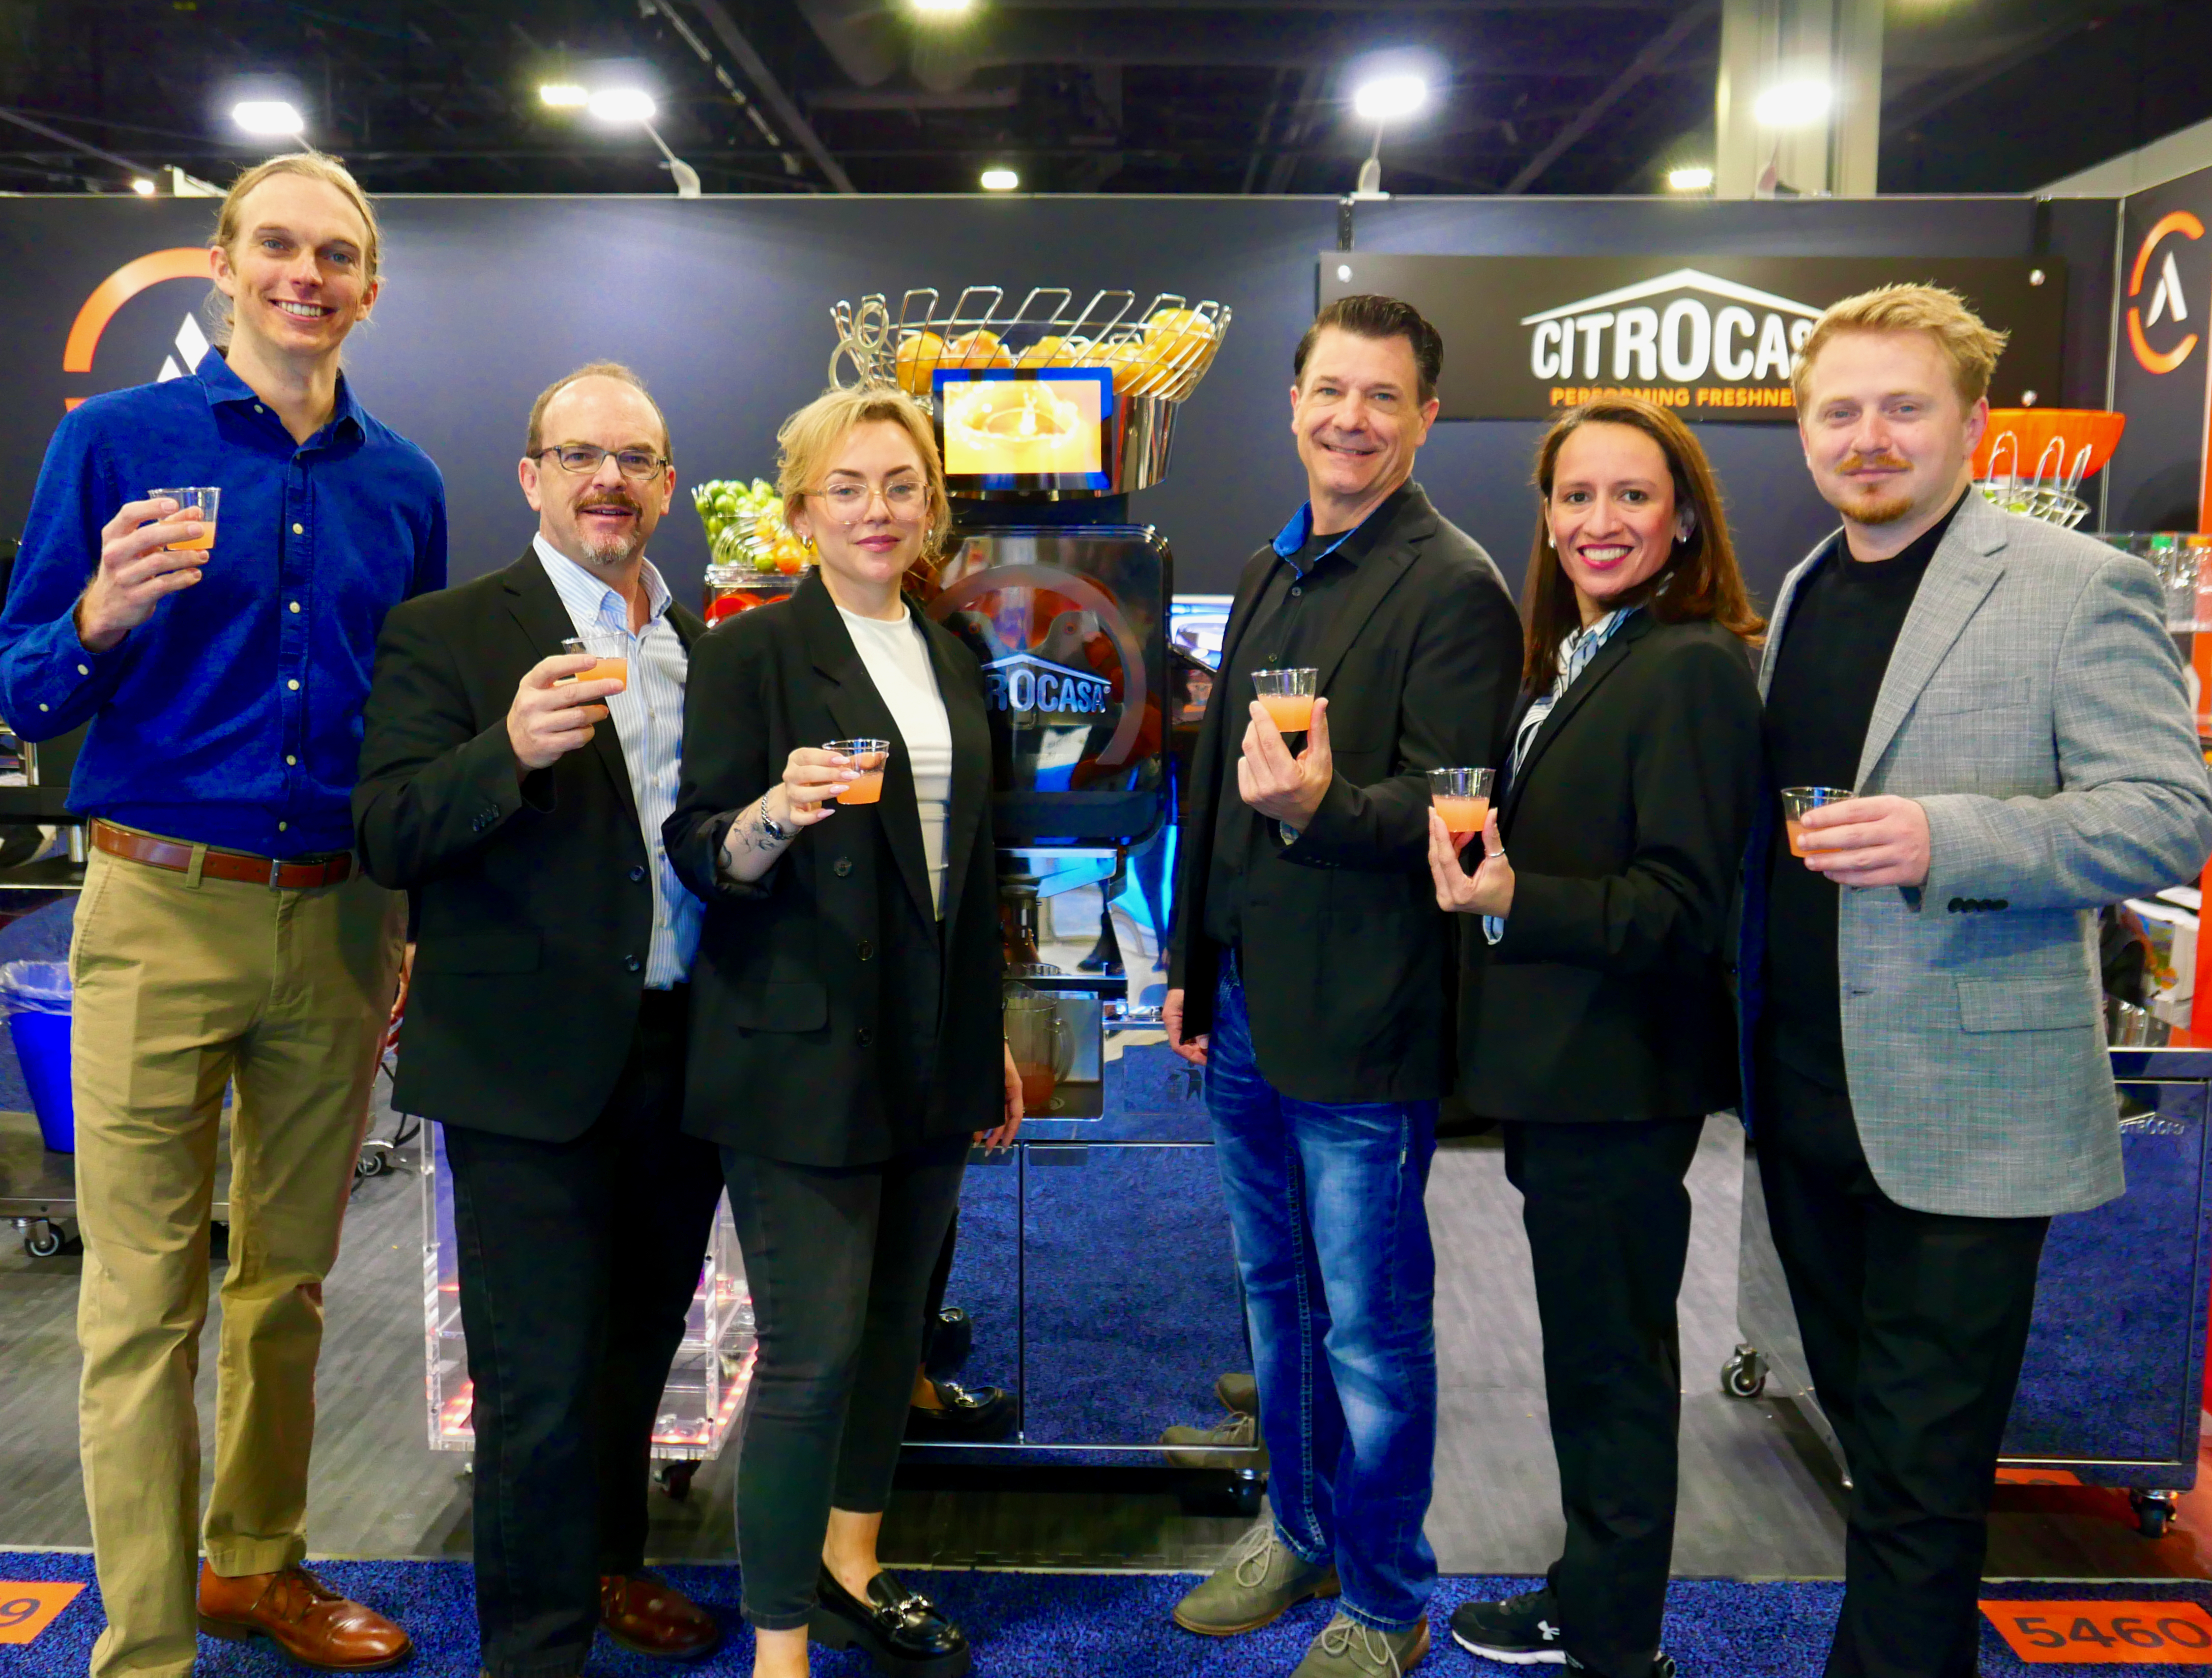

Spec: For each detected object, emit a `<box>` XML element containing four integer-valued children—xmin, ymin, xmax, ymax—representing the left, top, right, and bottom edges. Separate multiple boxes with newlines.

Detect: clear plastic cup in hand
<box><xmin>1428</xmin><ymin>766</ymin><xmax>1495</xmax><ymax>840</ymax></box>
<box><xmin>1781</xmin><ymin>786</ymin><xmax>1853</xmax><ymax>858</ymax></box>
<box><xmin>824</xmin><ymin>737</ymin><xmax>891</xmax><ymax>804</ymax></box>
<box><xmin>1251</xmin><ymin>666</ymin><xmax>1319</xmax><ymax>734</ymax></box>
<box><xmin>148</xmin><ymin>486</ymin><xmax>219</xmax><ymax>554</ymax></box>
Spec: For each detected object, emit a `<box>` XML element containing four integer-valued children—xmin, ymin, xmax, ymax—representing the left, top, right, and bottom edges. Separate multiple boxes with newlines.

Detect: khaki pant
<box><xmin>70</xmin><ymin>842</ymin><xmax>403</xmax><ymax>1678</ymax></box>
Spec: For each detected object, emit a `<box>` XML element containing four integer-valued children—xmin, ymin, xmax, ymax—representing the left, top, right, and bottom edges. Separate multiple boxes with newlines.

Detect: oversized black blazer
<box><xmin>1458</xmin><ymin>613</ymin><xmax>1761</xmax><ymax>1123</ymax></box>
<box><xmin>664</xmin><ymin>567</ymin><xmax>1002</xmax><ymax>1167</ymax></box>
<box><xmin>1168</xmin><ymin>483</ymin><xmax>1524</xmax><ymax>1105</ymax></box>
<box><xmin>353</xmin><ymin>549</ymin><xmax>705</xmax><ymax>1141</ymax></box>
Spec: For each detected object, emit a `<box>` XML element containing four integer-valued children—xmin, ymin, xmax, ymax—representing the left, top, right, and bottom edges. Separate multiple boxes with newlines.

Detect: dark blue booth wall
<box><xmin>0</xmin><ymin>193</ymin><xmax>2114</xmax><ymax>606</ymax></box>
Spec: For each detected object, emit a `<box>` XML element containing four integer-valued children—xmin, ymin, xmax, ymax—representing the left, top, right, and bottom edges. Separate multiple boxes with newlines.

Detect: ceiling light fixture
<box><xmin>586</xmin><ymin>88</ymin><xmax>658</xmax><ymax>125</ymax></box>
<box><xmin>1752</xmin><ymin>78</ymin><xmax>1832</xmax><ymax>129</ymax></box>
<box><xmin>1667</xmin><ymin>165</ymin><xmax>1714</xmax><ymax>192</ymax></box>
<box><xmin>912</xmin><ymin>0</ymin><xmax>974</xmax><ymax>12</ymax></box>
<box><xmin>1352</xmin><ymin>73</ymin><xmax>1429</xmax><ymax>125</ymax></box>
<box><xmin>231</xmin><ymin>100</ymin><xmax>305</xmax><ymax>137</ymax></box>
<box><xmin>980</xmin><ymin>166</ymin><xmax>1020</xmax><ymax>191</ymax></box>
<box><xmin>542</xmin><ymin>83</ymin><xmax>700</xmax><ymax>197</ymax></box>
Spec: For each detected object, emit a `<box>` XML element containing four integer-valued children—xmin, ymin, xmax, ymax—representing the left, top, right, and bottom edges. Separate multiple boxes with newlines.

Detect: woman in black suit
<box><xmin>665</xmin><ymin>386</ymin><xmax>1019</xmax><ymax>1678</ymax></box>
<box><xmin>1428</xmin><ymin>397</ymin><xmax>1762</xmax><ymax>1678</ymax></box>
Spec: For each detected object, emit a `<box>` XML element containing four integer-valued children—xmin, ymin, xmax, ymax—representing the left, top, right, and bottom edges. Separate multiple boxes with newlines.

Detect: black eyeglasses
<box><xmin>538</xmin><ymin>445</ymin><xmax>671</xmax><ymax>481</ymax></box>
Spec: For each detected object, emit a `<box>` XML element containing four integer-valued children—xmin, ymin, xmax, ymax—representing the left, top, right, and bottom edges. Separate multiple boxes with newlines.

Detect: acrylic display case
<box><xmin>420</xmin><ymin>1122</ymin><xmax>756</xmax><ymax>1461</ymax></box>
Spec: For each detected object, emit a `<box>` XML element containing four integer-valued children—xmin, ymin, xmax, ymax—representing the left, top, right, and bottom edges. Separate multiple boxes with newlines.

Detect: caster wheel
<box><xmin>1722</xmin><ymin>1344</ymin><xmax>1767</xmax><ymax>1399</ymax></box>
<box><xmin>355</xmin><ymin>1149</ymin><xmax>388</xmax><ymax>1179</ymax></box>
<box><xmin>24</xmin><ymin>1224</ymin><xmax>64</xmax><ymax>1259</ymax></box>
<box><xmin>1227</xmin><ymin>1466</ymin><xmax>1266</xmax><ymax>1518</ymax></box>
<box><xmin>2131</xmin><ymin>1490</ymin><xmax>2178</xmax><ymax>1539</ymax></box>
<box><xmin>654</xmin><ymin>1461</ymin><xmax>699</xmax><ymax>1501</ymax></box>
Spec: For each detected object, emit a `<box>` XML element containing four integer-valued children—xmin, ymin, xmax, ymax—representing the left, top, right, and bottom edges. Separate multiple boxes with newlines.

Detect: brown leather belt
<box><xmin>91</xmin><ymin>819</ymin><xmax>354</xmax><ymax>890</ymax></box>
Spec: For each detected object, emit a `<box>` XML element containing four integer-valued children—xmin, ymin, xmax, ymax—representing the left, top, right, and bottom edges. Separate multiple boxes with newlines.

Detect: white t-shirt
<box><xmin>838</xmin><ymin>603</ymin><xmax>954</xmax><ymax>917</ymax></box>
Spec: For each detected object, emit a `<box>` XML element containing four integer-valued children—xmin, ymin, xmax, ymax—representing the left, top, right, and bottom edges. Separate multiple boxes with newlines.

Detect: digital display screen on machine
<box><xmin>935</xmin><ymin>367</ymin><xmax>1112</xmax><ymax>488</ymax></box>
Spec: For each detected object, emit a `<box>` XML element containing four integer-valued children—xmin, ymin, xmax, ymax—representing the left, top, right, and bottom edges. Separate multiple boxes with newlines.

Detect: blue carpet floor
<box><xmin>3</xmin><ymin>1554</ymin><xmax>2208</xmax><ymax>1676</ymax></box>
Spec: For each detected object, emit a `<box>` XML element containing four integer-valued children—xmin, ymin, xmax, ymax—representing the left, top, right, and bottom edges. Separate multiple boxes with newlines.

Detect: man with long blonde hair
<box><xmin>0</xmin><ymin>152</ymin><xmax>443</xmax><ymax>1676</ymax></box>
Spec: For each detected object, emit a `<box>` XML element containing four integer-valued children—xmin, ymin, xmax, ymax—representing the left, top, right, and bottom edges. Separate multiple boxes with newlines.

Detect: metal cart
<box><xmin>1726</xmin><ymin>1045</ymin><xmax>2212</xmax><ymax>1538</ymax></box>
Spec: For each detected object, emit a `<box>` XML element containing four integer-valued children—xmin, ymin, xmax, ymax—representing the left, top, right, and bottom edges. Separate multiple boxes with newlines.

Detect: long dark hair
<box><xmin>1520</xmin><ymin>397</ymin><xmax>1765</xmax><ymax>691</ymax></box>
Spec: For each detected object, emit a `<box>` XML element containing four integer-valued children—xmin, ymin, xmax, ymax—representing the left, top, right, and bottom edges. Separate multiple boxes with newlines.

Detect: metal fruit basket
<box><xmin>1972</xmin><ymin>409</ymin><xmax>2127</xmax><ymax>531</ymax></box>
<box><xmin>830</xmin><ymin>287</ymin><xmax>1232</xmax><ymax>410</ymax></box>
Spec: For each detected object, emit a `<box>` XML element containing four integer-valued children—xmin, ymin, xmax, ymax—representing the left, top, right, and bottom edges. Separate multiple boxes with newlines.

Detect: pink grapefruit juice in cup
<box><xmin>1252</xmin><ymin>666</ymin><xmax>1319</xmax><ymax>735</ymax></box>
<box><xmin>149</xmin><ymin>486</ymin><xmax>219</xmax><ymax>553</ymax></box>
<box><xmin>825</xmin><ymin>738</ymin><xmax>890</xmax><ymax>805</ymax></box>
<box><xmin>1429</xmin><ymin>767</ymin><xmax>1496</xmax><ymax>839</ymax></box>
<box><xmin>1781</xmin><ymin>786</ymin><xmax>1852</xmax><ymax>859</ymax></box>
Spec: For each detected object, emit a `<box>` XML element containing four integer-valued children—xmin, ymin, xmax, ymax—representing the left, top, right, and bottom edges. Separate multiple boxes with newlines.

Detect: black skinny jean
<box><xmin>1502</xmin><ymin>1114</ymin><xmax>1706</xmax><ymax>1678</ymax></box>
<box><xmin>443</xmin><ymin>990</ymin><xmax>725</xmax><ymax>1678</ymax></box>
<box><xmin>1756</xmin><ymin>1053</ymin><xmax>2049</xmax><ymax>1678</ymax></box>
<box><xmin>722</xmin><ymin>1135</ymin><xmax>968</xmax><ymax>1630</ymax></box>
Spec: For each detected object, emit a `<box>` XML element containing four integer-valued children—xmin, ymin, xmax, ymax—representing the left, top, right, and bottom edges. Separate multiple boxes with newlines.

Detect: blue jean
<box><xmin>1205</xmin><ymin>955</ymin><xmax>1440</xmax><ymax>1632</ymax></box>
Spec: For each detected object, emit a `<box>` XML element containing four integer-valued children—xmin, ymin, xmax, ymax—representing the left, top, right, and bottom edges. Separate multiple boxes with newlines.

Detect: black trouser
<box><xmin>722</xmin><ymin>1135</ymin><xmax>968</xmax><ymax>1630</ymax></box>
<box><xmin>443</xmin><ymin>989</ymin><xmax>725</xmax><ymax>1678</ymax></box>
<box><xmin>1756</xmin><ymin>1053</ymin><xmax>2050</xmax><ymax>1678</ymax></box>
<box><xmin>1502</xmin><ymin>1116</ymin><xmax>1705</xmax><ymax>1678</ymax></box>
<box><xmin>921</xmin><ymin>1208</ymin><xmax>958</xmax><ymax>1350</ymax></box>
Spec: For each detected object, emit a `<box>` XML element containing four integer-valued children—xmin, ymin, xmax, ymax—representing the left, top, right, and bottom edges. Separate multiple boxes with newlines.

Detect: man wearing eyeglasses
<box><xmin>354</xmin><ymin>362</ymin><xmax>724</xmax><ymax>1678</ymax></box>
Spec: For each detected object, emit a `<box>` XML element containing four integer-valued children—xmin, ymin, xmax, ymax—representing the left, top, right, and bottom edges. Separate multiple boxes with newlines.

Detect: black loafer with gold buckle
<box><xmin>809</xmin><ymin>1566</ymin><xmax>971</xmax><ymax>1678</ymax></box>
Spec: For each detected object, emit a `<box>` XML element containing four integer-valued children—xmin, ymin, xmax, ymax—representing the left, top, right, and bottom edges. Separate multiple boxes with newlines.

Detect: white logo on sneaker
<box><xmin>1539</xmin><ymin>1620</ymin><xmax>1562</xmax><ymax>1641</ymax></box>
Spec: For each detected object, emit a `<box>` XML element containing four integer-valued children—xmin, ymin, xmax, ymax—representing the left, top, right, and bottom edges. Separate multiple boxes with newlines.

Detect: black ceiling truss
<box><xmin>1</xmin><ymin>1</ymin><xmax>2207</xmax><ymax>198</ymax></box>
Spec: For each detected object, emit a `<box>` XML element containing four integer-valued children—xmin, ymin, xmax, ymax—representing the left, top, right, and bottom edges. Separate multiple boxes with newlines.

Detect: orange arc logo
<box><xmin>61</xmin><ymin>247</ymin><xmax>212</xmax><ymax>410</ymax></box>
<box><xmin>2128</xmin><ymin>211</ymin><xmax>2202</xmax><ymax>377</ymax></box>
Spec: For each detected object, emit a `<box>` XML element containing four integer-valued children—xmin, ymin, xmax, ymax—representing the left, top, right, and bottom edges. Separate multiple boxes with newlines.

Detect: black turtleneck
<box><xmin>1760</xmin><ymin>487</ymin><xmax>1970</xmax><ymax>1087</ymax></box>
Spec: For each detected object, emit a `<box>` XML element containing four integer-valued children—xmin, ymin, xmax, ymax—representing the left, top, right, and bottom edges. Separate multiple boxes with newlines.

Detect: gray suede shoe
<box><xmin>1171</xmin><ymin>1524</ymin><xmax>1340</xmax><ymax>1636</ymax></box>
<box><xmin>1290</xmin><ymin>1612</ymin><xmax>1432</xmax><ymax>1677</ymax></box>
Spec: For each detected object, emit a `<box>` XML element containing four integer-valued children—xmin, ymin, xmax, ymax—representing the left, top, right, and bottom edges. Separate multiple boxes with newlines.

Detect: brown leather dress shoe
<box><xmin>197</xmin><ymin>1561</ymin><xmax>413</xmax><ymax>1671</ymax></box>
<box><xmin>600</xmin><ymin>1573</ymin><xmax>721</xmax><ymax>1661</ymax></box>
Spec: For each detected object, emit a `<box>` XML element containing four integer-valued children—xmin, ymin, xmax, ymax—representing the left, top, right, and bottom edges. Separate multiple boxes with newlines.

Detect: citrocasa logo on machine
<box><xmin>985</xmin><ymin>651</ymin><xmax>1111</xmax><ymax>718</ymax></box>
<box><xmin>1522</xmin><ymin>269</ymin><xmax>1823</xmax><ymax>411</ymax></box>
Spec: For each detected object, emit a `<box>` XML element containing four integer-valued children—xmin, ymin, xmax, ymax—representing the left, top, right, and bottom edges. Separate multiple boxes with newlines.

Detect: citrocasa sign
<box><xmin>1314</xmin><ymin>253</ymin><xmax>2065</xmax><ymax>423</ymax></box>
<box><xmin>1522</xmin><ymin>269</ymin><xmax>1822</xmax><ymax>413</ymax></box>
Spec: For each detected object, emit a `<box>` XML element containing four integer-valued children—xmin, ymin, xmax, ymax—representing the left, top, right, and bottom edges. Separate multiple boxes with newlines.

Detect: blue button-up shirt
<box><xmin>0</xmin><ymin>349</ymin><xmax>447</xmax><ymax>856</ymax></box>
<box><xmin>533</xmin><ymin>535</ymin><xmax>702</xmax><ymax>988</ymax></box>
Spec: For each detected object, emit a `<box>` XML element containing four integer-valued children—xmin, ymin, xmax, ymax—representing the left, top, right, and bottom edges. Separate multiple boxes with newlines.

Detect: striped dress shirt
<box><xmin>534</xmin><ymin>535</ymin><xmax>702</xmax><ymax>988</ymax></box>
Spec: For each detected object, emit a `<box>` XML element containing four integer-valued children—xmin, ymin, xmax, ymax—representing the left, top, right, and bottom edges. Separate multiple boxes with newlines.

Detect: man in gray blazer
<box><xmin>1741</xmin><ymin>283</ymin><xmax>2212</xmax><ymax>1678</ymax></box>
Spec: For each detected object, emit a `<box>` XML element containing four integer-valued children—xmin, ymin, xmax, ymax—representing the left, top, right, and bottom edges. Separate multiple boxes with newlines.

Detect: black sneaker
<box><xmin>1450</xmin><ymin>1585</ymin><xmax>1568</xmax><ymax>1665</ymax></box>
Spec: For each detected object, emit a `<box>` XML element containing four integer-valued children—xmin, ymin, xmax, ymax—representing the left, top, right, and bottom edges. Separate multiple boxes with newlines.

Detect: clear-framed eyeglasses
<box><xmin>538</xmin><ymin>445</ymin><xmax>671</xmax><ymax>481</ymax></box>
<box><xmin>816</xmin><ymin>480</ymin><xmax>928</xmax><ymax>524</ymax></box>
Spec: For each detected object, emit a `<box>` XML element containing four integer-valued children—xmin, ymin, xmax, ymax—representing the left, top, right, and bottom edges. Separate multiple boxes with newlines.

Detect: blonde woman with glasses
<box><xmin>665</xmin><ymin>386</ymin><xmax>1021</xmax><ymax>1678</ymax></box>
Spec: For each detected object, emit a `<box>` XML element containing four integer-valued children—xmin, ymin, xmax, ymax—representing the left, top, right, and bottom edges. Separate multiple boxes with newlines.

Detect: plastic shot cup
<box><xmin>824</xmin><ymin>737</ymin><xmax>891</xmax><ymax>804</ymax></box>
<box><xmin>1251</xmin><ymin>666</ymin><xmax>1319</xmax><ymax>734</ymax></box>
<box><xmin>148</xmin><ymin>486</ymin><xmax>219</xmax><ymax>553</ymax></box>
<box><xmin>1429</xmin><ymin>767</ymin><xmax>1496</xmax><ymax>840</ymax></box>
<box><xmin>1781</xmin><ymin>786</ymin><xmax>1854</xmax><ymax>858</ymax></box>
<box><xmin>558</xmin><ymin>635</ymin><xmax>628</xmax><ymax>689</ymax></box>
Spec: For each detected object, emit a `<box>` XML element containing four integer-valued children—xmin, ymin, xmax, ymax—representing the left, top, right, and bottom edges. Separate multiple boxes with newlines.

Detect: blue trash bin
<box><xmin>1</xmin><ymin>961</ymin><xmax>73</xmax><ymax>1153</ymax></box>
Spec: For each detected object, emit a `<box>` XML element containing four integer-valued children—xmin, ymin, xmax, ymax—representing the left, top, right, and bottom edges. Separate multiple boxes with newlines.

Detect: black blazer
<box><xmin>1459</xmin><ymin>614</ymin><xmax>1761</xmax><ymax>1123</ymax></box>
<box><xmin>1169</xmin><ymin>483</ymin><xmax>1524</xmax><ymax>1105</ymax></box>
<box><xmin>353</xmin><ymin>549</ymin><xmax>706</xmax><ymax>1140</ymax></box>
<box><xmin>664</xmin><ymin>568</ymin><xmax>1002</xmax><ymax>1167</ymax></box>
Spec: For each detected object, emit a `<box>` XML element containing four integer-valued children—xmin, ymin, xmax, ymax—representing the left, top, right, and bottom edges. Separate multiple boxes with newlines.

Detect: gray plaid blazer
<box><xmin>1739</xmin><ymin>490</ymin><xmax>2212</xmax><ymax>1217</ymax></box>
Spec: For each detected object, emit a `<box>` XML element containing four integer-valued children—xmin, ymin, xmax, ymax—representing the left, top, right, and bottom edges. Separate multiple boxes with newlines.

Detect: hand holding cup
<box><xmin>508</xmin><ymin>654</ymin><xmax>622</xmax><ymax>772</ymax></box>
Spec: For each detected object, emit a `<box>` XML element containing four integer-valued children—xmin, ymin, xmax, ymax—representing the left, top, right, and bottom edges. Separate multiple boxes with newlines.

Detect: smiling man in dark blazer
<box><xmin>354</xmin><ymin>363</ymin><xmax>724</xmax><ymax>1678</ymax></box>
<box><xmin>1163</xmin><ymin>296</ymin><xmax>1523</xmax><ymax>1678</ymax></box>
